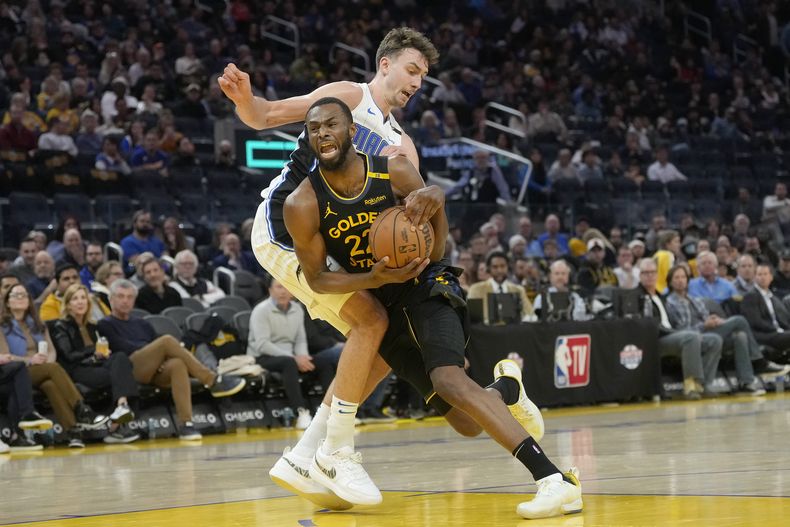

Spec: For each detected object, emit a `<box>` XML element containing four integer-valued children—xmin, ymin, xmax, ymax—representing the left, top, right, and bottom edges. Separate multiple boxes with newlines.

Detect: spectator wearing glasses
<box><xmin>0</xmin><ymin>284</ymin><xmax>108</xmax><ymax>448</ymax></box>
<box><xmin>169</xmin><ymin>250</ymin><xmax>225</xmax><ymax>308</ymax></box>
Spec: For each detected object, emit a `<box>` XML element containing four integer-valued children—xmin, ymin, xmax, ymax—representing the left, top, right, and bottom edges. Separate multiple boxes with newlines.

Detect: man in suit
<box><xmin>741</xmin><ymin>263</ymin><xmax>790</xmax><ymax>355</ymax></box>
<box><xmin>467</xmin><ymin>251</ymin><xmax>534</xmax><ymax>324</ymax></box>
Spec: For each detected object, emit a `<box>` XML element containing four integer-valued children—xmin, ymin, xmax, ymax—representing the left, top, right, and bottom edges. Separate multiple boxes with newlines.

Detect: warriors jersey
<box><xmin>261</xmin><ymin>83</ymin><xmax>404</xmax><ymax>250</ymax></box>
<box><xmin>307</xmin><ymin>153</ymin><xmax>396</xmax><ymax>273</ymax></box>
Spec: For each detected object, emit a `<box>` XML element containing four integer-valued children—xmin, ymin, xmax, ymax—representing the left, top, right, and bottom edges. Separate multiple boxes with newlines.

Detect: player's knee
<box><xmin>430</xmin><ymin>367</ymin><xmax>467</xmax><ymax>405</ymax></box>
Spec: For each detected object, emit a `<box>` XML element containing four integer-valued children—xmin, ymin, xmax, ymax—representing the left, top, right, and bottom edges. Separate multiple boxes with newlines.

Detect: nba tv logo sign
<box><xmin>554</xmin><ymin>335</ymin><xmax>591</xmax><ymax>388</ymax></box>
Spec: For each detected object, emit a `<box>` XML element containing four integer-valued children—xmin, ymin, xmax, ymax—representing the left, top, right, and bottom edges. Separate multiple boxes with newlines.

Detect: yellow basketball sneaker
<box><xmin>269</xmin><ymin>446</ymin><xmax>353</xmax><ymax>511</ymax></box>
<box><xmin>517</xmin><ymin>467</ymin><xmax>583</xmax><ymax>520</ymax></box>
<box><xmin>493</xmin><ymin>359</ymin><xmax>545</xmax><ymax>441</ymax></box>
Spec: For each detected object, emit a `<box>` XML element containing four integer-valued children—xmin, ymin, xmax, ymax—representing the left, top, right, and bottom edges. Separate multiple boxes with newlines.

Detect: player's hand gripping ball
<box><xmin>369</xmin><ymin>206</ymin><xmax>434</xmax><ymax>268</ymax></box>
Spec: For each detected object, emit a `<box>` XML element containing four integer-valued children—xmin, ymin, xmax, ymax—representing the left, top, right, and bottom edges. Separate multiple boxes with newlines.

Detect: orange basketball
<box><xmin>369</xmin><ymin>206</ymin><xmax>434</xmax><ymax>268</ymax></box>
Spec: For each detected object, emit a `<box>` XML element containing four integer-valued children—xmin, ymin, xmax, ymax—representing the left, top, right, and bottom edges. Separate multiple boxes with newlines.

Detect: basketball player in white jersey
<box><xmin>218</xmin><ymin>28</ymin><xmax>543</xmax><ymax>508</ymax></box>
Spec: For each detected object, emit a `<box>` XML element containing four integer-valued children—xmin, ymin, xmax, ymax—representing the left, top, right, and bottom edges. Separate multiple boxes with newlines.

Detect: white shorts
<box><xmin>251</xmin><ymin>201</ymin><xmax>353</xmax><ymax>335</ymax></box>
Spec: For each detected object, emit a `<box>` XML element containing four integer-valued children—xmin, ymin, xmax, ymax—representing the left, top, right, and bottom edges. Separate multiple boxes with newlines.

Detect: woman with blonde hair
<box><xmin>0</xmin><ymin>284</ymin><xmax>107</xmax><ymax>448</ymax></box>
<box><xmin>50</xmin><ymin>284</ymin><xmax>140</xmax><ymax>443</ymax></box>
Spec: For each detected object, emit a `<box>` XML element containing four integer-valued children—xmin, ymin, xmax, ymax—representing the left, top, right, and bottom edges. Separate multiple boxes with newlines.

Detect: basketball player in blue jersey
<box><xmin>283</xmin><ymin>97</ymin><xmax>582</xmax><ymax>520</ymax></box>
<box><xmin>218</xmin><ymin>28</ymin><xmax>447</xmax><ymax>508</ymax></box>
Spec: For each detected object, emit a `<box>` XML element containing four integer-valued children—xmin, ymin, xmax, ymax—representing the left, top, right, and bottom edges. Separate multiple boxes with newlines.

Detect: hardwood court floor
<box><xmin>2</xmin><ymin>395</ymin><xmax>789</xmax><ymax>526</ymax></box>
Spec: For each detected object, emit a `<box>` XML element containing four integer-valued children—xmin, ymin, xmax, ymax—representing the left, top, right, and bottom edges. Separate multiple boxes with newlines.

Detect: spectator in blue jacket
<box><xmin>120</xmin><ymin>210</ymin><xmax>165</xmax><ymax>273</ymax></box>
<box><xmin>211</xmin><ymin>233</ymin><xmax>260</xmax><ymax>275</ymax></box>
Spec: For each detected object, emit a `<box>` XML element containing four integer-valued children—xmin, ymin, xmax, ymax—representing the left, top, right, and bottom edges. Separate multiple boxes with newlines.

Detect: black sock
<box><xmin>512</xmin><ymin>437</ymin><xmax>563</xmax><ymax>481</ymax></box>
<box><xmin>487</xmin><ymin>377</ymin><xmax>520</xmax><ymax>405</ymax></box>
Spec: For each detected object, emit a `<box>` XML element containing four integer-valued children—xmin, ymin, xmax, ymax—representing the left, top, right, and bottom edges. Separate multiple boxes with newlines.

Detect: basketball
<box><xmin>369</xmin><ymin>206</ymin><xmax>434</xmax><ymax>268</ymax></box>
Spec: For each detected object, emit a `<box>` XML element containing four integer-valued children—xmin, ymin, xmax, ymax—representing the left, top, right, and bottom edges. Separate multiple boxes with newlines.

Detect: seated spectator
<box><xmin>37</xmin><ymin>115</ymin><xmax>78</xmax><ymax>157</ymax></box>
<box><xmin>577</xmin><ymin>149</ymin><xmax>603</xmax><ymax>182</ymax></box>
<box><xmin>654</xmin><ymin>230</ymin><xmax>681</xmax><ymax>293</ymax></box>
<box><xmin>211</xmin><ymin>233</ymin><xmax>259</xmax><ymax>275</ymax></box>
<box><xmin>445</xmin><ymin>150</ymin><xmax>512</xmax><ymax>203</ymax></box>
<box><xmin>50</xmin><ymin>284</ymin><xmax>140</xmax><ymax>444</ymax></box>
<box><xmin>57</xmin><ymin>229</ymin><xmax>86</xmax><ymax>268</ymax></box>
<box><xmin>246</xmin><ymin>280</ymin><xmax>314</xmax><ymax>430</ymax></box>
<box><xmin>100</xmin><ymin>77</ymin><xmax>138</xmax><ymax>124</ymax></box>
<box><xmin>11</xmin><ymin>238</ymin><xmax>38</xmax><ymax>285</ymax></box>
<box><xmin>0</xmin><ymin>283</ymin><xmax>108</xmax><ymax>447</ymax></box>
<box><xmin>162</xmin><ymin>217</ymin><xmax>195</xmax><ymax>258</ymax></box>
<box><xmin>762</xmin><ymin>181</ymin><xmax>790</xmax><ymax>226</ymax></box>
<box><xmin>129</xmin><ymin>130</ymin><xmax>169</xmax><ymax>172</ymax></box>
<box><xmin>74</xmin><ymin>110</ymin><xmax>103</xmax><ymax>156</ymax></box>
<box><xmin>725</xmin><ymin>186</ymin><xmax>762</xmax><ymax>225</ymax></box>
<box><xmin>467</xmin><ymin>251</ymin><xmax>535</xmax><ymax>323</ymax></box>
<box><xmin>614</xmin><ymin>245</ymin><xmax>640</xmax><ymax>289</ymax></box>
<box><xmin>665</xmin><ymin>264</ymin><xmax>787</xmax><ymax>393</ymax></box>
<box><xmin>0</xmin><ymin>357</ymin><xmax>54</xmax><ymax>451</ymax></box>
<box><xmin>647</xmin><ymin>146</ymin><xmax>687</xmax><ymax>183</ymax></box>
<box><xmin>302</xmin><ymin>303</ymin><xmax>344</xmax><ymax>395</ymax></box>
<box><xmin>47</xmin><ymin>216</ymin><xmax>81</xmax><ymax>263</ymax></box>
<box><xmin>639</xmin><ymin>260</ymin><xmax>723</xmax><ymax>400</ymax></box>
<box><xmin>26</xmin><ymin>251</ymin><xmax>56</xmax><ymax>303</ymax></box>
<box><xmin>95</xmin><ymin>135</ymin><xmax>131</xmax><ymax>175</ymax></box>
<box><xmin>173</xmin><ymin>83</ymin><xmax>208</xmax><ymax>119</ymax></box>
<box><xmin>741</xmin><ymin>264</ymin><xmax>790</xmax><ymax>352</ymax></box>
<box><xmin>135</xmin><ymin>84</ymin><xmax>163</xmax><ymax>116</ymax></box>
<box><xmin>91</xmin><ymin>261</ymin><xmax>125</xmax><ymax>307</ymax></box>
<box><xmin>771</xmin><ymin>251</ymin><xmax>790</xmax><ymax>297</ymax></box>
<box><xmin>1</xmin><ymin>93</ymin><xmax>46</xmax><ymax>134</ymax></box>
<box><xmin>576</xmin><ymin>239</ymin><xmax>618</xmax><ymax>296</ymax></box>
<box><xmin>526</xmin><ymin>100</ymin><xmax>567</xmax><ymax>141</ymax></box>
<box><xmin>45</xmin><ymin>92</ymin><xmax>79</xmax><ymax>135</ymax></box>
<box><xmin>40</xmin><ymin>264</ymin><xmax>109</xmax><ymax>322</ymax></box>
<box><xmin>120</xmin><ymin>210</ymin><xmax>165</xmax><ymax>272</ymax></box>
<box><xmin>0</xmin><ymin>104</ymin><xmax>37</xmax><ymax>154</ymax></box>
<box><xmin>0</xmin><ymin>274</ymin><xmax>20</xmax><ymax>300</ymax></box>
<box><xmin>548</xmin><ymin>148</ymin><xmax>579</xmax><ymax>183</ymax></box>
<box><xmin>688</xmin><ymin>252</ymin><xmax>737</xmax><ymax>303</ymax></box>
<box><xmin>169</xmin><ymin>250</ymin><xmax>225</xmax><ymax>308</ymax></box>
<box><xmin>80</xmin><ymin>242</ymin><xmax>105</xmax><ymax>289</ymax></box>
<box><xmin>734</xmin><ymin>254</ymin><xmax>756</xmax><ymax>296</ymax></box>
<box><xmin>215</xmin><ymin>139</ymin><xmax>235</xmax><ymax>167</ymax></box>
<box><xmin>171</xmin><ymin>137</ymin><xmax>200</xmax><ymax>167</ymax></box>
<box><xmin>134</xmin><ymin>259</ymin><xmax>182</xmax><ymax>315</ymax></box>
<box><xmin>528</xmin><ymin>214</ymin><xmax>570</xmax><ymax>257</ymax></box>
<box><xmin>97</xmin><ymin>279</ymin><xmax>245</xmax><ymax>440</ymax></box>
<box><xmin>533</xmin><ymin>260</ymin><xmax>589</xmax><ymax>321</ymax></box>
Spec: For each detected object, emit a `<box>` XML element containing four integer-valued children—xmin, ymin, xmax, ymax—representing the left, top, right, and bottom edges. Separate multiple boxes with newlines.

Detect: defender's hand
<box><xmin>381</xmin><ymin>145</ymin><xmax>410</xmax><ymax>159</ymax></box>
<box><xmin>218</xmin><ymin>63</ymin><xmax>254</xmax><ymax>107</ymax></box>
<box><xmin>403</xmin><ymin>185</ymin><xmax>444</xmax><ymax>230</ymax></box>
<box><xmin>369</xmin><ymin>256</ymin><xmax>430</xmax><ymax>286</ymax></box>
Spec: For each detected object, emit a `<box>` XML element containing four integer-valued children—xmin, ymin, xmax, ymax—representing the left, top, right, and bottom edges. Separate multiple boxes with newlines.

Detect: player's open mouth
<box><xmin>401</xmin><ymin>90</ymin><xmax>412</xmax><ymax>100</ymax></box>
<box><xmin>319</xmin><ymin>142</ymin><xmax>338</xmax><ymax>155</ymax></box>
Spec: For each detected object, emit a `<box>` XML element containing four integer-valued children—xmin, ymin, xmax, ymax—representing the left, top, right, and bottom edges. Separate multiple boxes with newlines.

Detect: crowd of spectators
<box><xmin>3</xmin><ymin>1</ymin><xmax>790</xmax><ymax>448</ymax></box>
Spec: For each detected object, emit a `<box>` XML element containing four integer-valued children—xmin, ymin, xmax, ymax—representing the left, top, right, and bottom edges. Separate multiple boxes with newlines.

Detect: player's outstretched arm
<box><xmin>218</xmin><ymin>63</ymin><xmax>363</xmax><ymax>130</ymax></box>
<box><xmin>284</xmin><ymin>183</ymin><xmax>428</xmax><ymax>294</ymax></box>
<box><xmin>388</xmin><ymin>156</ymin><xmax>448</xmax><ymax>262</ymax></box>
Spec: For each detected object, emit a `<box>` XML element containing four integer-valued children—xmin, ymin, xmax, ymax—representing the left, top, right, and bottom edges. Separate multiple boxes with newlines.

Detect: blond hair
<box><xmin>61</xmin><ymin>283</ymin><xmax>95</xmax><ymax>325</ymax></box>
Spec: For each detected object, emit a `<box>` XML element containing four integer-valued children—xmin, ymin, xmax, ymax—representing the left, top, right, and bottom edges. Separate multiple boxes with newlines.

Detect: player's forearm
<box><xmin>235</xmin><ymin>96</ymin><xmax>272</xmax><ymax>130</ymax></box>
<box><xmin>306</xmin><ymin>270</ymin><xmax>379</xmax><ymax>294</ymax></box>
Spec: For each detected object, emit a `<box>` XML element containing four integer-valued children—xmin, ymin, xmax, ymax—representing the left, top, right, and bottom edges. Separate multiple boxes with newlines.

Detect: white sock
<box><xmin>323</xmin><ymin>395</ymin><xmax>358</xmax><ymax>453</ymax></box>
<box><xmin>291</xmin><ymin>403</ymin><xmax>329</xmax><ymax>458</ymax></box>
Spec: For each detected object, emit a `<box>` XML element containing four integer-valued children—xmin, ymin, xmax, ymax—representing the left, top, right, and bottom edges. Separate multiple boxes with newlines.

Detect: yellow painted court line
<box><xmin>8</xmin><ymin>492</ymin><xmax>790</xmax><ymax>527</ymax></box>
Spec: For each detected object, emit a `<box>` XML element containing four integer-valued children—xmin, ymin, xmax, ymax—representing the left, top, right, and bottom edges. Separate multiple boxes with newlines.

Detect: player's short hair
<box><xmin>375</xmin><ymin>27</ymin><xmax>439</xmax><ymax>70</ymax></box>
<box><xmin>306</xmin><ymin>97</ymin><xmax>353</xmax><ymax>126</ymax></box>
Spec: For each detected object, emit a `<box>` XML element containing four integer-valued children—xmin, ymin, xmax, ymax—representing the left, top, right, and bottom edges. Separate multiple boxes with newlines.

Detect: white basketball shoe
<box><xmin>310</xmin><ymin>440</ymin><xmax>382</xmax><ymax>506</ymax></box>
<box><xmin>493</xmin><ymin>359</ymin><xmax>545</xmax><ymax>441</ymax></box>
<box><xmin>269</xmin><ymin>447</ymin><xmax>353</xmax><ymax>511</ymax></box>
<box><xmin>517</xmin><ymin>467</ymin><xmax>583</xmax><ymax>519</ymax></box>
